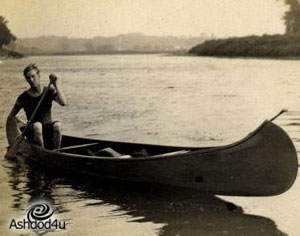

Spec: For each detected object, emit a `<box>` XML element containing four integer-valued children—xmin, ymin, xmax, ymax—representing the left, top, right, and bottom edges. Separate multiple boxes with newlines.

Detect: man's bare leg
<box><xmin>33</xmin><ymin>122</ymin><xmax>44</xmax><ymax>147</ymax></box>
<box><xmin>97</xmin><ymin>147</ymin><xmax>122</xmax><ymax>157</ymax></box>
<box><xmin>52</xmin><ymin>122</ymin><xmax>62</xmax><ymax>149</ymax></box>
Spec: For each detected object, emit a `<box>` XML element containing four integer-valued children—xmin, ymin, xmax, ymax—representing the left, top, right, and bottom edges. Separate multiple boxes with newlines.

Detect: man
<box><xmin>8</xmin><ymin>64</ymin><xmax>67</xmax><ymax>149</ymax></box>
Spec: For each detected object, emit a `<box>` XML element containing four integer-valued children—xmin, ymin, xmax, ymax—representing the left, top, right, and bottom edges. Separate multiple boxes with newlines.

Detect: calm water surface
<box><xmin>0</xmin><ymin>55</ymin><xmax>299</xmax><ymax>235</ymax></box>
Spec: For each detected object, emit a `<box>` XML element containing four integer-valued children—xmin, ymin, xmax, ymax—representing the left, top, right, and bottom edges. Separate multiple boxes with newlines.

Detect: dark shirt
<box><xmin>16</xmin><ymin>87</ymin><xmax>57</xmax><ymax>124</ymax></box>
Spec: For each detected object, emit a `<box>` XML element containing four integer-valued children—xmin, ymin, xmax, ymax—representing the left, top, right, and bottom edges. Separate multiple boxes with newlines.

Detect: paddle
<box><xmin>269</xmin><ymin>109</ymin><xmax>288</xmax><ymax>122</ymax></box>
<box><xmin>6</xmin><ymin>81</ymin><xmax>52</xmax><ymax>158</ymax></box>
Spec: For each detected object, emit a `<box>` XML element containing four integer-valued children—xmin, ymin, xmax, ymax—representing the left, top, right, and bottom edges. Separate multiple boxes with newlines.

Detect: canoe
<box><xmin>6</xmin><ymin>117</ymin><xmax>298</xmax><ymax>196</ymax></box>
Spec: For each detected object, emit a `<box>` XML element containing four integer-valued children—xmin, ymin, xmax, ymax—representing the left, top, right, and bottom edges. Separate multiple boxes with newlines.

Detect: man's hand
<box><xmin>49</xmin><ymin>73</ymin><xmax>67</xmax><ymax>106</ymax></box>
<box><xmin>49</xmin><ymin>74</ymin><xmax>58</xmax><ymax>85</ymax></box>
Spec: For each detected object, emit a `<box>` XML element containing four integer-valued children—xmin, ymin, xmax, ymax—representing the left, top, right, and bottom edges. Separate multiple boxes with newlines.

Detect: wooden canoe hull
<box><xmin>6</xmin><ymin>118</ymin><xmax>298</xmax><ymax>196</ymax></box>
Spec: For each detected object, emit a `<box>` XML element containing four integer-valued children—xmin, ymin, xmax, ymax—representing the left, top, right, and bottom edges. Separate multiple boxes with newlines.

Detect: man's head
<box><xmin>23</xmin><ymin>64</ymin><xmax>40</xmax><ymax>88</ymax></box>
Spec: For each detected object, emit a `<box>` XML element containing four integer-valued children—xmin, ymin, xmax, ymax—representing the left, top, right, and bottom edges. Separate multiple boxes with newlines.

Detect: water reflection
<box><xmin>4</xmin><ymin>157</ymin><xmax>287</xmax><ymax>236</ymax></box>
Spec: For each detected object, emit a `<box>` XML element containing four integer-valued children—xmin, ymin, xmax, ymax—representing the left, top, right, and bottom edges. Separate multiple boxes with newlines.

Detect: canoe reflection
<box><xmin>5</xmin><ymin>157</ymin><xmax>287</xmax><ymax>236</ymax></box>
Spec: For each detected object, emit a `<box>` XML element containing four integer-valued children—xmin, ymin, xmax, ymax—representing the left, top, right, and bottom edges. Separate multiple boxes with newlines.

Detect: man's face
<box><xmin>25</xmin><ymin>69</ymin><xmax>40</xmax><ymax>88</ymax></box>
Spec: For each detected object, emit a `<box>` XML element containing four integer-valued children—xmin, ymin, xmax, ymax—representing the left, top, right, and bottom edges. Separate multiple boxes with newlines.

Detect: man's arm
<box><xmin>49</xmin><ymin>74</ymin><xmax>67</xmax><ymax>106</ymax></box>
<box><xmin>8</xmin><ymin>102</ymin><xmax>22</xmax><ymax>119</ymax></box>
<box><xmin>6</xmin><ymin>102</ymin><xmax>23</xmax><ymax>147</ymax></box>
<box><xmin>6</xmin><ymin>102</ymin><xmax>22</xmax><ymax>135</ymax></box>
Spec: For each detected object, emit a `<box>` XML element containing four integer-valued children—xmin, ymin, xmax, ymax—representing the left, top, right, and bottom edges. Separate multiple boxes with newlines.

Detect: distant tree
<box><xmin>281</xmin><ymin>0</ymin><xmax>300</xmax><ymax>35</ymax></box>
<box><xmin>0</xmin><ymin>16</ymin><xmax>16</xmax><ymax>49</ymax></box>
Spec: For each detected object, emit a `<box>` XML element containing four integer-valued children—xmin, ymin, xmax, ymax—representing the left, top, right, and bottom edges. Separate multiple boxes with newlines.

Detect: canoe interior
<box><xmin>14</xmin><ymin>118</ymin><xmax>209</xmax><ymax>158</ymax></box>
<box><xmin>58</xmin><ymin>134</ymin><xmax>207</xmax><ymax>157</ymax></box>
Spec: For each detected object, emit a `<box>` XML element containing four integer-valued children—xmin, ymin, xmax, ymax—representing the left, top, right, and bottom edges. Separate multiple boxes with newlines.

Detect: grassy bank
<box><xmin>0</xmin><ymin>48</ymin><xmax>23</xmax><ymax>59</ymax></box>
<box><xmin>189</xmin><ymin>34</ymin><xmax>300</xmax><ymax>58</ymax></box>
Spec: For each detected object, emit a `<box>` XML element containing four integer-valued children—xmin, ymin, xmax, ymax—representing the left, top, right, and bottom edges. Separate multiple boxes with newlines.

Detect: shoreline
<box><xmin>3</xmin><ymin>51</ymin><xmax>300</xmax><ymax>61</ymax></box>
<box><xmin>188</xmin><ymin>54</ymin><xmax>300</xmax><ymax>61</ymax></box>
<box><xmin>20</xmin><ymin>50</ymin><xmax>182</xmax><ymax>56</ymax></box>
<box><xmin>0</xmin><ymin>49</ymin><xmax>24</xmax><ymax>59</ymax></box>
<box><xmin>189</xmin><ymin>34</ymin><xmax>300</xmax><ymax>60</ymax></box>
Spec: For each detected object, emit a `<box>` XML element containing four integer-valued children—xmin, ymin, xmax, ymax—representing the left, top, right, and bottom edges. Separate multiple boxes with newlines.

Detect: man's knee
<box><xmin>32</xmin><ymin>122</ymin><xmax>43</xmax><ymax>135</ymax></box>
<box><xmin>53</xmin><ymin>122</ymin><xmax>62</xmax><ymax>133</ymax></box>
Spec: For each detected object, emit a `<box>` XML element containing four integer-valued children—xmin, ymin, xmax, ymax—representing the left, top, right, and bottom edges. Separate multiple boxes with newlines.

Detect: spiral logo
<box><xmin>9</xmin><ymin>200</ymin><xmax>66</xmax><ymax>231</ymax></box>
<box><xmin>26</xmin><ymin>203</ymin><xmax>54</xmax><ymax>222</ymax></box>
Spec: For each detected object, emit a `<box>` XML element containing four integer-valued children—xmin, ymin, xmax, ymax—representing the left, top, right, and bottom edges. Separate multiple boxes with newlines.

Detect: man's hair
<box><xmin>23</xmin><ymin>64</ymin><xmax>40</xmax><ymax>78</ymax></box>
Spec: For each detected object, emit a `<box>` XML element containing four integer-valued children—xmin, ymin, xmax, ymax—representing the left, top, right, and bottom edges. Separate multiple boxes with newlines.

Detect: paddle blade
<box><xmin>5</xmin><ymin>136</ymin><xmax>24</xmax><ymax>159</ymax></box>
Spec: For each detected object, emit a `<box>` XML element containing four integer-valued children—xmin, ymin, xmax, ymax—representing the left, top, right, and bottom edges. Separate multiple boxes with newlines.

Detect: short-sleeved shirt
<box><xmin>16</xmin><ymin>86</ymin><xmax>57</xmax><ymax>124</ymax></box>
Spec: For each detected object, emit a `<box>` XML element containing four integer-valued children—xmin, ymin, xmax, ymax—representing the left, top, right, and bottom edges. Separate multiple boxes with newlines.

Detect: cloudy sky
<box><xmin>2</xmin><ymin>0</ymin><xmax>287</xmax><ymax>38</ymax></box>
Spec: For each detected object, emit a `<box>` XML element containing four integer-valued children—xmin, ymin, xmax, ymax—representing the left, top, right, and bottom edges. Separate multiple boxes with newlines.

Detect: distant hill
<box><xmin>189</xmin><ymin>34</ymin><xmax>300</xmax><ymax>58</ymax></box>
<box><xmin>6</xmin><ymin>33</ymin><xmax>211</xmax><ymax>55</ymax></box>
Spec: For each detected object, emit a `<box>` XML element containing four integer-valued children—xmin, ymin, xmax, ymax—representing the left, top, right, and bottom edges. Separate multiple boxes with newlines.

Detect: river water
<box><xmin>0</xmin><ymin>54</ymin><xmax>299</xmax><ymax>235</ymax></box>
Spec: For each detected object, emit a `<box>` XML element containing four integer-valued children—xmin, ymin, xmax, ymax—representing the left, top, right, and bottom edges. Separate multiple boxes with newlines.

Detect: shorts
<box><xmin>26</xmin><ymin>121</ymin><xmax>59</xmax><ymax>149</ymax></box>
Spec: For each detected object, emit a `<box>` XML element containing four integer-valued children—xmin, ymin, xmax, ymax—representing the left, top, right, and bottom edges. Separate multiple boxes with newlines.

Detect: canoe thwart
<box><xmin>54</xmin><ymin>142</ymin><xmax>99</xmax><ymax>152</ymax></box>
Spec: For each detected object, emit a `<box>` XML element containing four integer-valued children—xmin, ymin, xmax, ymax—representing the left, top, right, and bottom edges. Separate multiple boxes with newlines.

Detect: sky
<box><xmin>1</xmin><ymin>0</ymin><xmax>287</xmax><ymax>39</ymax></box>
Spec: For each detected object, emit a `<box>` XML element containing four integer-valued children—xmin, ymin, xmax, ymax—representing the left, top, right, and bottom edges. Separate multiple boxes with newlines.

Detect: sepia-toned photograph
<box><xmin>0</xmin><ymin>0</ymin><xmax>299</xmax><ymax>235</ymax></box>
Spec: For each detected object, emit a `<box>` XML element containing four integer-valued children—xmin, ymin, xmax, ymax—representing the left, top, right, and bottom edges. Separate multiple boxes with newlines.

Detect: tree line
<box><xmin>1</xmin><ymin>1</ymin><xmax>300</xmax><ymax>54</ymax></box>
<box><xmin>0</xmin><ymin>16</ymin><xmax>15</xmax><ymax>49</ymax></box>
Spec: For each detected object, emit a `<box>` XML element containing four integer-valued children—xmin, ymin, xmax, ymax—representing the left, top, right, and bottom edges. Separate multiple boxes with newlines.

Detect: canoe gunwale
<box><xmin>23</xmin><ymin>120</ymin><xmax>270</xmax><ymax>161</ymax></box>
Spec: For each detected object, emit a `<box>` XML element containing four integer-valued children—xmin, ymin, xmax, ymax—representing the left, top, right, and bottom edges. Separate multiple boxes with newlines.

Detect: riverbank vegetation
<box><xmin>189</xmin><ymin>34</ymin><xmax>300</xmax><ymax>57</ymax></box>
<box><xmin>189</xmin><ymin>0</ymin><xmax>300</xmax><ymax>58</ymax></box>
